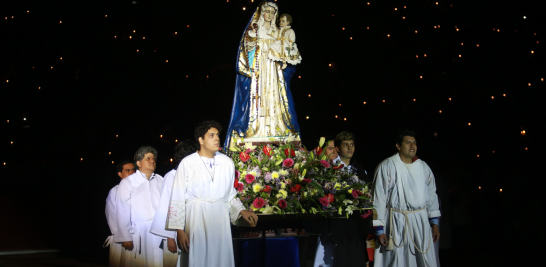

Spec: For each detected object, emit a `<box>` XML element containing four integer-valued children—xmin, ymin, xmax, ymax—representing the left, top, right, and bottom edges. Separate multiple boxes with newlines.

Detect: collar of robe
<box><xmin>137</xmin><ymin>170</ymin><xmax>156</xmax><ymax>181</ymax></box>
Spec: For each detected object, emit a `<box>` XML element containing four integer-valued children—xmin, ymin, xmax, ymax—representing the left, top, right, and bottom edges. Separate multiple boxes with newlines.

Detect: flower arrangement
<box><xmin>229</xmin><ymin>133</ymin><xmax>373</xmax><ymax>218</ymax></box>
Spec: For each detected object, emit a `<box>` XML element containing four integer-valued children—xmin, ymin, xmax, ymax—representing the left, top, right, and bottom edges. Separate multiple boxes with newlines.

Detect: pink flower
<box><xmin>245</xmin><ymin>174</ymin><xmax>255</xmax><ymax>184</ymax></box>
<box><xmin>319</xmin><ymin>197</ymin><xmax>329</xmax><ymax>207</ymax></box>
<box><xmin>320</xmin><ymin>160</ymin><xmax>330</xmax><ymax>168</ymax></box>
<box><xmin>278</xmin><ymin>199</ymin><xmax>287</xmax><ymax>209</ymax></box>
<box><xmin>235</xmin><ymin>170</ymin><xmax>240</xmax><ymax>179</ymax></box>
<box><xmin>236</xmin><ymin>183</ymin><xmax>244</xmax><ymax>192</ymax></box>
<box><xmin>283</xmin><ymin>158</ymin><xmax>294</xmax><ymax>168</ymax></box>
<box><xmin>253</xmin><ymin>197</ymin><xmax>265</xmax><ymax>209</ymax></box>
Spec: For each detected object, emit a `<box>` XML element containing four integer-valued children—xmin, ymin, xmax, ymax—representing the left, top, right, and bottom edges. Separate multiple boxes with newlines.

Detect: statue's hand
<box><xmin>282</xmin><ymin>63</ymin><xmax>287</xmax><ymax>70</ymax></box>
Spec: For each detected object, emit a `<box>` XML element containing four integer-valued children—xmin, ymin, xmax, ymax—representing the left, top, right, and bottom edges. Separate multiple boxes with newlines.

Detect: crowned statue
<box><xmin>225</xmin><ymin>0</ymin><xmax>302</xmax><ymax>148</ymax></box>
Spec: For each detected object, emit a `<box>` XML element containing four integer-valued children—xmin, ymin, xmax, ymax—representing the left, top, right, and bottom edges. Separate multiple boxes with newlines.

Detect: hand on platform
<box><xmin>432</xmin><ymin>224</ymin><xmax>440</xmax><ymax>243</ymax></box>
<box><xmin>377</xmin><ymin>234</ymin><xmax>388</xmax><ymax>246</ymax></box>
<box><xmin>167</xmin><ymin>237</ymin><xmax>177</xmax><ymax>253</ymax></box>
<box><xmin>122</xmin><ymin>241</ymin><xmax>134</xmax><ymax>250</ymax></box>
<box><xmin>177</xmin><ymin>230</ymin><xmax>190</xmax><ymax>252</ymax></box>
<box><xmin>240</xmin><ymin>210</ymin><xmax>259</xmax><ymax>226</ymax></box>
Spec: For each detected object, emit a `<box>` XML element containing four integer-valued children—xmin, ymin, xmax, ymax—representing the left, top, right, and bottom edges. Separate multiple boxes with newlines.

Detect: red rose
<box><xmin>253</xmin><ymin>197</ymin><xmax>265</xmax><ymax>209</ymax></box>
<box><xmin>302</xmin><ymin>178</ymin><xmax>312</xmax><ymax>183</ymax></box>
<box><xmin>314</xmin><ymin>147</ymin><xmax>323</xmax><ymax>155</ymax></box>
<box><xmin>352</xmin><ymin>190</ymin><xmax>359</xmax><ymax>198</ymax></box>
<box><xmin>284</xmin><ymin>148</ymin><xmax>296</xmax><ymax>157</ymax></box>
<box><xmin>234</xmin><ymin>178</ymin><xmax>239</xmax><ymax>188</ymax></box>
<box><xmin>333</xmin><ymin>163</ymin><xmax>344</xmax><ymax>170</ymax></box>
<box><xmin>278</xmin><ymin>199</ymin><xmax>287</xmax><ymax>209</ymax></box>
<box><xmin>326</xmin><ymin>193</ymin><xmax>334</xmax><ymax>203</ymax></box>
<box><xmin>412</xmin><ymin>156</ymin><xmax>419</xmax><ymax>162</ymax></box>
<box><xmin>319</xmin><ymin>197</ymin><xmax>329</xmax><ymax>207</ymax></box>
<box><xmin>263</xmin><ymin>146</ymin><xmax>273</xmax><ymax>156</ymax></box>
<box><xmin>239</xmin><ymin>152</ymin><xmax>250</xmax><ymax>162</ymax></box>
<box><xmin>290</xmin><ymin>184</ymin><xmax>302</xmax><ymax>192</ymax></box>
<box><xmin>262</xmin><ymin>185</ymin><xmax>272</xmax><ymax>193</ymax></box>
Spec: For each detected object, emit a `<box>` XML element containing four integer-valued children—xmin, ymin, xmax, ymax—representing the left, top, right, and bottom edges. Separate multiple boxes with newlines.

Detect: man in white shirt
<box><xmin>166</xmin><ymin>120</ymin><xmax>258</xmax><ymax>267</ymax></box>
<box><xmin>115</xmin><ymin>146</ymin><xmax>164</xmax><ymax>267</ymax></box>
<box><xmin>151</xmin><ymin>140</ymin><xmax>199</xmax><ymax>267</ymax></box>
<box><xmin>373</xmin><ymin>130</ymin><xmax>441</xmax><ymax>267</ymax></box>
<box><xmin>104</xmin><ymin>160</ymin><xmax>135</xmax><ymax>267</ymax></box>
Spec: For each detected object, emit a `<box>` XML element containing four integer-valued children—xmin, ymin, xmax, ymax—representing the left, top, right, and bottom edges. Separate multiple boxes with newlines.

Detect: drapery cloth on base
<box><xmin>372</xmin><ymin>154</ymin><xmax>441</xmax><ymax>267</ymax></box>
<box><xmin>166</xmin><ymin>152</ymin><xmax>245</xmax><ymax>267</ymax></box>
<box><xmin>225</xmin><ymin>3</ymin><xmax>301</xmax><ymax>148</ymax></box>
<box><xmin>115</xmin><ymin>170</ymin><xmax>164</xmax><ymax>267</ymax></box>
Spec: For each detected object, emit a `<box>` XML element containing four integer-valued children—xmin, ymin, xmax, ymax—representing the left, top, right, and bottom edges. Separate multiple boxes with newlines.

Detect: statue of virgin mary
<box><xmin>225</xmin><ymin>0</ymin><xmax>302</xmax><ymax>148</ymax></box>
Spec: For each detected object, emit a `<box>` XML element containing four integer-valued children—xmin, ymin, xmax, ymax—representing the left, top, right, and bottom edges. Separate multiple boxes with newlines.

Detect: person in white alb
<box><xmin>104</xmin><ymin>160</ymin><xmax>135</xmax><ymax>267</ymax></box>
<box><xmin>151</xmin><ymin>140</ymin><xmax>199</xmax><ymax>267</ymax></box>
<box><xmin>166</xmin><ymin>120</ymin><xmax>258</xmax><ymax>267</ymax></box>
<box><xmin>115</xmin><ymin>146</ymin><xmax>164</xmax><ymax>267</ymax></box>
<box><xmin>373</xmin><ymin>130</ymin><xmax>441</xmax><ymax>267</ymax></box>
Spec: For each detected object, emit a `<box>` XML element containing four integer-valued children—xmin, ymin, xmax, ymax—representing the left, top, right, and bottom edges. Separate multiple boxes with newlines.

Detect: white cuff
<box><xmin>428</xmin><ymin>210</ymin><xmax>441</xmax><ymax>218</ymax></box>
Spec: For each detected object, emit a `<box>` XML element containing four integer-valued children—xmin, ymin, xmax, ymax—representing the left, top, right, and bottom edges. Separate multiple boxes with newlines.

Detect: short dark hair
<box><xmin>395</xmin><ymin>129</ymin><xmax>416</xmax><ymax>145</ymax></box>
<box><xmin>134</xmin><ymin>146</ymin><xmax>158</xmax><ymax>162</ymax></box>
<box><xmin>174</xmin><ymin>140</ymin><xmax>199</xmax><ymax>164</ymax></box>
<box><xmin>280</xmin><ymin>13</ymin><xmax>293</xmax><ymax>25</ymax></box>
<box><xmin>116</xmin><ymin>160</ymin><xmax>135</xmax><ymax>173</ymax></box>
<box><xmin>334</xmin><ymin>131</ymin><xmax>355</xmax><ymax>148</ymax></box>
<box><xmin>194</xmin><ymin>120</ymin><xmax>223</xmax><ymax>142</ymax></box>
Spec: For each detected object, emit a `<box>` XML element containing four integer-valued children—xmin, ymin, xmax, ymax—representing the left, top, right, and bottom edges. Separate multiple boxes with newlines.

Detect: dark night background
<box><xmin>0</xmin><ymin>0</ymin><xmax>544</xmax><ymax>265</ymax></box>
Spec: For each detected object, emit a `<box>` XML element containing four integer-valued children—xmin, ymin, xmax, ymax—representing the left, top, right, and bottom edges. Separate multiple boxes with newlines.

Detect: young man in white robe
<box><xmin>104</xmin><ymin>160</ymin><xmax>135</xmax><ymax>267</ymax></box>
<box><xmin>151</xmin><ymin>140</ymin><xmax>198</xmax><ymax>267</ymax></box>
<box><xmin>166</xmin><ymin>120</ymin><xmax>258</xmax><ymax>267</ymax></box>
<box><xmin>115</xmin><ymin>146</ymin><xmax>164</xmax><ymax>267</ymax></box>
<box><xmin>373</xmin><ymin>130</ymin><xmax>441</xmax><ymax>267</ymax></box>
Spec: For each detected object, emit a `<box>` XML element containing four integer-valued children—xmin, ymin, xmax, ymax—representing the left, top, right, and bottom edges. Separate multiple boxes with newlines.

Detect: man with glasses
<box><xmin>115</xmin><ymin>146</ymin><xmax>165</xmax><ymax>267</ymax></box>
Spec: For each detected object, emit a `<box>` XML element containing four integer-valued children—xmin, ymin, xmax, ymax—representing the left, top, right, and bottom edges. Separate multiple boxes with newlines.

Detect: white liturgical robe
<box><xmin>115</xmin><ymin>170</ymin><xmax>164</xmax><ymax>267</ymax></box>
<box><xmin>166</xmin><ymin>152</ymin><xmax>245</xmax><ymax>267</ymax></box>
<box><xmin>373</xmin><ymin>154</ymin><xmax>441</xmax><ymax>267</ymax></box>
<box><xmin>105</xmin><ymin>185</ymin><xmax>125</xmax><ymax>267</ymax></box>
<box><xmin>151</xmin><ymin>169</ymin><xmax>179</xmax><ymax>267</ymax></box>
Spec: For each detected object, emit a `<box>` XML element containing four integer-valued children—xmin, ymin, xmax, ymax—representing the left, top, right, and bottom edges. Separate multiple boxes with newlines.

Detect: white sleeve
<box><xmin>150</xmin><ymin>173</ymin><xmax>177</xmax><ymax>239</ymax></box>
<box><xmin>372</xmin><ymin>161</ymin><xmax>392</xmax><ymax>227</ymax></box>
<box><xmin>105</xmin><ymin>187</ymin><xmax>117</xmax><ymax>235</ymax></box>
<box><xmin>424</xmin><ymin>163</ymin><xmax>441</xmax><ymax>218</ymax></box>
<box><xmin>114</xmin><ymin>180</ymin><xmax>132</xmax><ymax>242</ymax></box>
<box><xmin>166</xmin><ymin>162</ymin><xmax>188</xmax><ymax>230</ymax></box>
<box><xmin>227</xmin><ymin>162</ymin><xmax>245</xmax><ymax>225</ymax></box>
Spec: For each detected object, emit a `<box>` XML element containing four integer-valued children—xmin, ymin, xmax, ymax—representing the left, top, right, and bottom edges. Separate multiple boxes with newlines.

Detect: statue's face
<box><xmin>280</xmin><ymin>16</ymin><xmax>290</xmax><ymax>27</ymax></box>
<box><xmin>263</xmin><ymin>6</ymin><xmax>276</xmax><ymax>22</ymax></box>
